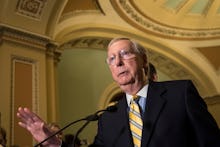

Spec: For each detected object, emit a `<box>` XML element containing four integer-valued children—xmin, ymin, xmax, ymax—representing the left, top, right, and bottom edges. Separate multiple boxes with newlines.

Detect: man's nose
<box><xmin>114</xmin><ymin>56</ymin><xmax>123</xmax><ymax>66</ymax></box>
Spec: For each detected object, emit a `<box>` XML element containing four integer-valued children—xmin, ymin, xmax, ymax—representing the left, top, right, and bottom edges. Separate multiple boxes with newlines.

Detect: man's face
<box><xmin>107</xmin><ymin>40</ymin><xmax>144</xmax><ymax>86</ymax></box>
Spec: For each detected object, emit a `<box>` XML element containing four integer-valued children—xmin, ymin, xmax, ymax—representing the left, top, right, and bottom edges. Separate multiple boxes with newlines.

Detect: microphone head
<box><xmin>85</xmin><ymin>105</ymin><xmax>118</xmax><ymax>121</ymax></box>
<box><xmin>86</xmin><ymin>114</ymin><xmax>99</xmax><ymax>121</ymax></box>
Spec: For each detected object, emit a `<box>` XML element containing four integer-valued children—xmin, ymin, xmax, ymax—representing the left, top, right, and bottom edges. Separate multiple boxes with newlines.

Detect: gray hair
<box><xmin>108</xmin><ymin>38</ymin><xmax>145</xmax><ymax>52</ymax></box>
<box><xmin>108</xmin><ymin>37</ymin><xmax>149</xmax><ymax>74</ymax></box>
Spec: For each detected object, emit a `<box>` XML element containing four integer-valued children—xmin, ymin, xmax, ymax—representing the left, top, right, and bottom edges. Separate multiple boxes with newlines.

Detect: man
<box><xmin>17</xmin><ymin>37</ymin><xmax>220</xmax><ymax>147</ymax></box>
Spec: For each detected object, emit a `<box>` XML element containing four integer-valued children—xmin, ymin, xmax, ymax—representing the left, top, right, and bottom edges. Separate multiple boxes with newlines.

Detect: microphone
<box><xmin>85</xmin><ymin>105</ymin><xmax>117</xmax><ymax>121</ymax></box>
<box><xmin>73</xmin><ymin>105</ymin><xmax>117</xmax><ymax>147</ymax></box>
<box><xmin>34</xmin><ymin>105</ymin><xmax>117</xmax><ymax>147</ymax></box>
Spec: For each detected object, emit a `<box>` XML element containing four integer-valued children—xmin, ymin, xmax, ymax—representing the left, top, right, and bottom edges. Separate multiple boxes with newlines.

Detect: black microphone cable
<box><xmin>34</xmin><ymin>105</ymin><xmax>117</xmax><ymax>147</ymax></box>
<box><xmin>34</xmin><ymin>118</ymin><xmax>86</xmax><ymax>147</ymax></box>
<box><xmin>73</xmin><ymin>105</ymin><xmax>117</xmax><ymax>147</ymax></box>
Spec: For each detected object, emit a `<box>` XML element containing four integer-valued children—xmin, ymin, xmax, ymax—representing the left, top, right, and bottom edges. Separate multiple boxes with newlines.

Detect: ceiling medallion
<box><xmin>16</xmin><ymin>0</ymin><xmax>47</xmax><ymax>20</ymax></box>
<box><xmin>112</xmin><ymin>0</ymin><xmax>220</xmax><ymax>40</ymax></box>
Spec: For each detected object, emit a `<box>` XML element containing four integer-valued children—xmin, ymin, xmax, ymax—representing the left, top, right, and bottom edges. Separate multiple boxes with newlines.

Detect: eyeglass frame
<box><xmin>106</xmin><ymin>49</ymin><xmax>138</xmax><ymax>66</ymax></box>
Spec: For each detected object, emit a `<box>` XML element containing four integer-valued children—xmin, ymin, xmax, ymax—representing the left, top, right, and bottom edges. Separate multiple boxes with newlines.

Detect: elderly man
<box><xmin>17</xmin><ymin>37</ymin><xmax>220</xmax><ymax>147</ymax></box>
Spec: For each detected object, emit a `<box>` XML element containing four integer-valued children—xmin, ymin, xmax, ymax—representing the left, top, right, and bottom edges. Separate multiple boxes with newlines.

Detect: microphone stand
<box><xmin>73</xmin><ymin>111</ymin><xmax>99</xmax><ymax>147</ymax></box>
<box><xmin>34</xmin><ymin>118</ymin><xmax>86</xmax><ymax>147</ymax></box>
<box><xmin>73</xmin><ymin>121</ymin><xmax>90</xmax><ymax>147</ymax></box>
<box><xmin>34</xmin><ymin>105</ymin><xmax>117</xmax><ymax>147</ymax></box>
<box><xmin>73</xmin><ymin>106</ymin><xmax>117</xmax><ymax>147</ymax></box>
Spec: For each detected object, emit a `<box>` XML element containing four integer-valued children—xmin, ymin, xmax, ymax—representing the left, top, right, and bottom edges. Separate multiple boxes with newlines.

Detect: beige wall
<box><xmin>0</xmin><ymin>28</ymin><xmax>50</xmax><ymax>146</ymax></box>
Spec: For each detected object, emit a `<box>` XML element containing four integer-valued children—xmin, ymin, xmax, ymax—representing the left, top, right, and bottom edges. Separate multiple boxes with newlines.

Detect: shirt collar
<box><xmin>126</xmin><ymin>84</ymin><xmax>149</xmax><ymax>106</ymax></box>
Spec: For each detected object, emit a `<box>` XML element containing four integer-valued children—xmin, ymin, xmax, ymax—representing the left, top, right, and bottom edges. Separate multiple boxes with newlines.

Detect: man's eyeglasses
<box><xmin>106</xmin><ymin>49</ymin><xmax>136</xmax><ymax>65</ymax></box>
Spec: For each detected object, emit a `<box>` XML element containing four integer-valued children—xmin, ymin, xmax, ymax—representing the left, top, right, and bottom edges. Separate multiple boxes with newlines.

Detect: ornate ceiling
<box><xmin>60</xmin><ymin>0</ymin><xmax>220</xmax><ymax>39</ymax></box>
<box><xmin>58</xmin><ymin>0</ymin><xmax>220</xmax><ymax>97</ymax></box>
<box><xmin>58</xmin><ymin>0</ymin><xmax>220</xmax><ymax>69</ymax></box>
<box><xmin>111</xmin><ymin>0</ymin><xmax>220</xmax><ymax>39</ymax></box>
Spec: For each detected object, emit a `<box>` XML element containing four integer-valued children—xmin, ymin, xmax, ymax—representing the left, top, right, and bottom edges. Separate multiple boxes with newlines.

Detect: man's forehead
<box><xmin>108</xmin><ymin>41</ymin><xmax>132</xmax><ymax>52</ymax></box>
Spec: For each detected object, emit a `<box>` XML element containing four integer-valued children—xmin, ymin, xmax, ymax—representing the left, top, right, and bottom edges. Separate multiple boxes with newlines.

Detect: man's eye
<box><xmin>121</xmin><ymin>50</ymin><xmax>130</xmax><ymax>57</ymax></box>
<box><xmin>109</xmin><ymin>56</ymin><xmax>115</xmax><ymax>62</ymax></box>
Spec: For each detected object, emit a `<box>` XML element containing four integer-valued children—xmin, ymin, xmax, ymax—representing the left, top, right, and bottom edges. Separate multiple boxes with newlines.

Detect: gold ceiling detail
<box><xmin>60</xmin><ymin>0</ymin><xmax>104</xmax><ymax>22</ymax></box>
<box><xmin>111</xmin><ymin>0</ymin><xmax>220</xmax><ymax>40</ymax></box>
<box><xmin>60</xmin><ymin>37</ymin><xmax>111</xmax><ymax>50</ymax></box>
<box><xmin>15</xmin><ymin>0</ymin><xmax>47</xmax><ymax>20</ymax></box>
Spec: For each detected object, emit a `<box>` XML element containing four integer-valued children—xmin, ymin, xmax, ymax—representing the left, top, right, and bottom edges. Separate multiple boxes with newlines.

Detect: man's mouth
<box><xmin>118</xmin><ymin>71</ymin><xmax>127</xmax><ymax>77</ymax></box>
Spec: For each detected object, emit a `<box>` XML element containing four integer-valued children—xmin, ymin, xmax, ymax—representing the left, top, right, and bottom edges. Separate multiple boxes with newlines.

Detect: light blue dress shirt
<box><xmin>126</xmin><ymin>84</ymin><xmax>148</xmax><ymax>114</ymax></box>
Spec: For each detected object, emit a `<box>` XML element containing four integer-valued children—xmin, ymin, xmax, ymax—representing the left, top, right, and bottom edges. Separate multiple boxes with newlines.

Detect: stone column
<box><xmin>46</xmin><ymin>42</ymin><xmax>61</xmax><ymax>123</ymax></box>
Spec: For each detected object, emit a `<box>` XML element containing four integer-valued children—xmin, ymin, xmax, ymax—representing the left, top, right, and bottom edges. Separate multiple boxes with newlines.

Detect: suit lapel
<box><xmin>141</xmin><ymin>83</ymin><xmax>167</xmax><ymax>147</ymax></box>
<box><xmin>111</xmin><ymin>95</ymin><xmax>133</xmax><ymax>146</ymax></box>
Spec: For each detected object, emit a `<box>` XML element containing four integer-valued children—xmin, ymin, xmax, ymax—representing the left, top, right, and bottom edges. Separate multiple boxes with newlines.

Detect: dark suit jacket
<box><xmin>92</xmin><ymin>80</ymin><xmax>220</xmax><ymax>147</ymax></box>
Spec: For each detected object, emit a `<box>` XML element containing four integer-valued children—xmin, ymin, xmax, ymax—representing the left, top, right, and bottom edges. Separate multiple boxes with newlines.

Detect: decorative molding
<box><xmin>204</xmin><ymin>95</ymin><xmax>220</xmax><ymax>105</ymax></box>
<box><xmin>16</xmin><ymin>0</ymin><xmax>47</xmax><ymax>20</ymax></box>
<box><xmin>46</xmin><ymin>42</ymin><xmax>62</xmax><ymax>63</ymax></box>
<box><xmin>111</xmin><ymin>0</ymin><xmax>220</xmax><ymax>40</ymax></box>
<box><xmin>0</xmin><ymin>24</ymin><xmax>50</xmax><ymax>50</ymax></box>
<box><xmin>10</xmin><ymin>55</ymin><xmax>39</xmax><ymax>145</ymax></box>
<box><xmin>148</xmin><ymin>51</ymin><xmax>204</xmax><ymax>93</ymax></box>
<box><xmin>0</xmin><ymin>25</ymin><xmax>61</xmax><ymax>64</ymax></box>
<box><xmin>148</xmin><ymin>51</ymin><xmax>193</xmax><ymax>80</ymax></box>
<box><xmin>60</xmin><ymin>37</ymin><xmax>111</xmax><ymax>50</ymax></box>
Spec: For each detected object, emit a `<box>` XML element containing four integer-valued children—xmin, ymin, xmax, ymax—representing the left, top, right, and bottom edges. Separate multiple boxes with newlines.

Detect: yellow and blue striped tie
<box><xmin>129</xmin><ymin>95</ymin><xmax>143</xmax><ymax>147</ymax></box>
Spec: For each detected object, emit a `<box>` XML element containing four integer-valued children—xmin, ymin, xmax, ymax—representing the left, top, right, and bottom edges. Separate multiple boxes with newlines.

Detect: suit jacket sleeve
<box><xmin>90</xmin><ymin>116</ymin><xmax>104</xmax><ymax>147</ymax></box>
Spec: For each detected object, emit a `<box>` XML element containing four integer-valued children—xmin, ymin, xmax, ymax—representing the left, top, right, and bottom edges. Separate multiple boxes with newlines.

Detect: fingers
<box><xmin>17</xmin><ymin>107</ymin><xmax>29</xmax><ymax>128</ymax></box>
<box><xmin>18</xmin><ymin>121</ymin><xmax>27</xmax><ymax>129</ymax></box>
<box><xmin>17</xmin><ymin>107</ymin><xmax>32</xmax><ymax>123</ymax></box>
<box><xmin>17</xmin><ymin>107</ymin><xmax>43</xmax><ymax>128</ymax></box>
<box><xmin>16</xmin><ymin>107</ymin><xmax>60</xmax><ymax>145</ymax></box>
